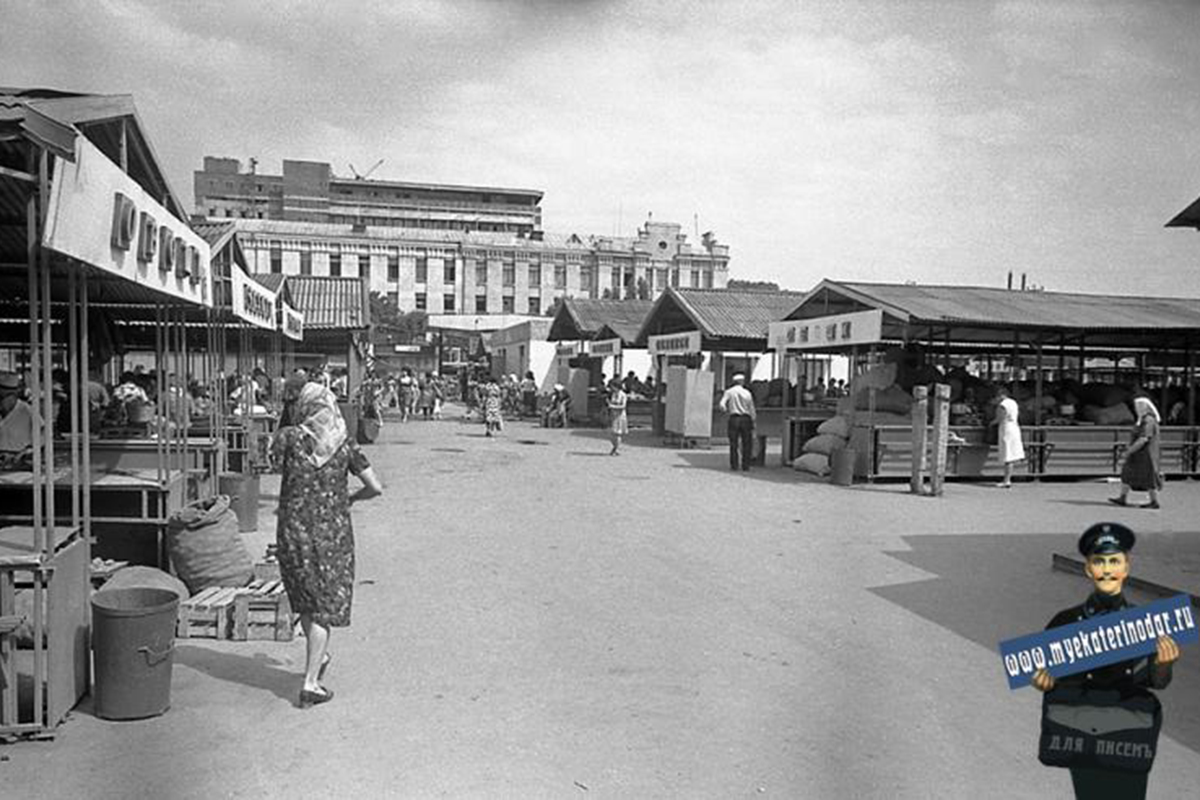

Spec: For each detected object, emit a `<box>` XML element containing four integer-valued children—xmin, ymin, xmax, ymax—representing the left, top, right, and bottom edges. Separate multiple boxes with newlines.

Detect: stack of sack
<box><xmin>793</xmin><ymin>415</ymin><xmax>850</xmax><ymax>476</ymax></box>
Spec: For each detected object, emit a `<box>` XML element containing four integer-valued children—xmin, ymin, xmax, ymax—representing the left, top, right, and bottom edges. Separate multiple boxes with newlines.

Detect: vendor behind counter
<box><xmin>0</xmin><ymin>371</ymin><xmax>33</xmax><ymax>455</ymax></box>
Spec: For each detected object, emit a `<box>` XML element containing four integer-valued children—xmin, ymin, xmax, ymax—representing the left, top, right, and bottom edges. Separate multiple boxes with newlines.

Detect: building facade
<box><xmin>195</xmin><ymin>157</ymin><xmax>542</xmax><ymax>235</ymax></box>
<box><xmin>194</xmin><ymin>157</ymin><xmax>730</xmax><ymax>315</ymax></box>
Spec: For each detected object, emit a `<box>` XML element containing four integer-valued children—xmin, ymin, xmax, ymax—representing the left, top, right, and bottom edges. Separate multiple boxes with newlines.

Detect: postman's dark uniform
<box><xmin>1041</xmin><ymin>524</ymin><xmax>1174</xmax><ymax>800</ymax></box>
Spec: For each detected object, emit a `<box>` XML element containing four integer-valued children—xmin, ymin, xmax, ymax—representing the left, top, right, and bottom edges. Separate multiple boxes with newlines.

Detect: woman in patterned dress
<box><xmin>273</xmin><ymin>383</ymin><xmax>382</xmax><ymax>707</ymax></box>
<box><xmin>483</xmin><ymin>377</ymin><xmax>504</xmax><ymax>436</ymax></box>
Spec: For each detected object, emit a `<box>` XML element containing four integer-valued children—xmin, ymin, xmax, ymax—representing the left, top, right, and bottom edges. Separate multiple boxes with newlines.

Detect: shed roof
<box><xmin>282</xmin><ymin>275</ymin><xmax>369</xmax><ymax>330</ymax></box>
<box><xmin>787</xmin><ymin>280</ymin><xmax>1200</xmax><ymax>349</ymax></box>
<box><xmin>547</xmin><ymin>298</ymin><xmax>654</xmax><ymax>343</ymax></box>
<box><xmin>636</xmin><ymin>287</ymin><xmax>806</xmax><ymax>348</ymax></box>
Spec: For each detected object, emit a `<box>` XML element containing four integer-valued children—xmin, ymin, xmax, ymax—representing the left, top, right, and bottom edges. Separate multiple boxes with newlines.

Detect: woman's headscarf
<box><xmin>1133</xmin><ymin>396</ymin><xmax>1161</xmax><ymax>423</ymax></box>
<box><xmin>295</xmin><ymin>382</ymin><xmax>347</xmax><ymax>468</ymax></box>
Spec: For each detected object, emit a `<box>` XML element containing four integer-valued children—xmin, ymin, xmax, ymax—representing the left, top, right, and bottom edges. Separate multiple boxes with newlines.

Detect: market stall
<box><xmin>634</xmin><ymin>287</ymin><xmax>807</xmax><ymax>451</ymax></box>
<box><xmin>548</xmin><ymin>298</ymin><xmax>654</xmax><ymax>423</ymax></box>
<box><xmin>779</xmin><ymin>279</ymin><xmax>1200</xmax><ymax>481</ymax></box>
<box><xmin>0</xmin><ymin>88</ymin><xmax>213</xmax><ymax>735</ymax></box>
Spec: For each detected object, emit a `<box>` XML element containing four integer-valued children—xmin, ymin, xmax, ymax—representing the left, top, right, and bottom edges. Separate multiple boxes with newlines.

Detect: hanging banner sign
<box><xmin>555</xmin><ymin>342</ymin><xmax>580</xmax><ymax>357</ymax></box>
<box><xmin>231</xmin><ymin>263</ymin><xmax>278</xmax><ymax>330</ymax></box>
<box><xmin>280</xmin><ymin>301</ymin><xmax>304</xmax><ymax>341</ymax></box>
<box><xmin>42</xmin><ymin>137</ymin><xmax>213</xmax><ymax>307</ymax></box>
<box><xmin>588</xmin><ymin>338</ymin><xmax>622</xmax><ymax>357</ymax></box>
<box><xmin>648</xmin><ymin>330</ymin><xmax>701</xmax><ymax>356</ymax></box>
<box><xmin>769</xmin><ymin>309</ymin><xmax>883</xmax><ymax>351</ymax></box>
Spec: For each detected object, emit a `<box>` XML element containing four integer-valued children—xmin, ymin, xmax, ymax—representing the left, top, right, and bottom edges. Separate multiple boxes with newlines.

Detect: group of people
<box><xmin>381</xmin><ymin>368</ymin><xmax>445</xmax><ymax>422</ymax></box>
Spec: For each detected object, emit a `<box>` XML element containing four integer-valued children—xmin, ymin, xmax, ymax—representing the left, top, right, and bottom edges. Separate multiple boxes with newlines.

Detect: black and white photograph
<box><xmin>1</xmin><ymin>1</ymin><xmax>1199</xmax><ymax>797</ymax></box>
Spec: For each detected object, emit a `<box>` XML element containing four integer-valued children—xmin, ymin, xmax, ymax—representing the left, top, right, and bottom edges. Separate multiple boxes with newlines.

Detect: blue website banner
<box><xmin>999</xmin><ymin>594</ymin><xmax>1198</xmax><ymax>690</ymax></box>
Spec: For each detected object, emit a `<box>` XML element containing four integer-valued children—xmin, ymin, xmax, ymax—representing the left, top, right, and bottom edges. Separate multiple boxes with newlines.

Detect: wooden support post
<box><xmin>911</xmin><ymin>385</ymin><xmax>929</xmax><ymax>495</ymax></box>
<box><xmin>1035</xmin><ymin>342</ymin><xmax>1044</xmax><ymax>427</ymax></box>
<box><xmin>930</xmin><ymin>383</ymin><xmax>951</xmax><ymax>497</ymax></box>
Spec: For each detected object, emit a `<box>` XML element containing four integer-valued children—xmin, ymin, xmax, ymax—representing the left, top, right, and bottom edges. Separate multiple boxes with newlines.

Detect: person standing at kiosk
<box><xmin>718</xmin><ymin>373</ymin><xmax>756</xmax><ymax>472</ymax></box>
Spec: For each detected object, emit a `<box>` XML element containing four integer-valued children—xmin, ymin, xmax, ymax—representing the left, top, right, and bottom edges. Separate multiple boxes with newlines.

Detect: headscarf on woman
<box><xmin>1133</xmin><ymin>396</ymin><xmax>1161</xmax><ymax>423</ymax></box>
<box><xmin>295</xmin><ymin>382</ymin><xmax>347</xmax><ymax>468</ymax></box>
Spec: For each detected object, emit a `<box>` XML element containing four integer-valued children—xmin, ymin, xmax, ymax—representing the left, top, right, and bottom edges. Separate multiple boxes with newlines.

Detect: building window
<box><xmin>300</xmin><ymin>251</ymin><xmax>312</xmax><ymax>276</ymax></box>
<box><xmin>415</xmin><ymin>256</ymin><xmax>427</xmax><ymax>284</ymax></box>
<box><xmin>611</xmin><ymin>267</ymin><xmax>621</xmax><ymax>291</ymax></box>
<box><xmin>528</xmin><ymin>264</ymin><xmax>541</xmax><ymax>285</ymax></box>
<box><xmin>444</xmin><ymin>293</ymin><xmax>456</xmax><ymax>312</ymax></box>
<box><xmin>527</xmin><ymin>296</ymin><xmax>540</xmax><ymax>315</ymax></box>
<box><xmin>691</xmin><ymin>269</ymin><xmax>700</xmax><ymax>288</ymax></box>
<box><xmin>443</xmin><ymin>259</ymin><xmax>456</xmax><ymax>283</ymax></box>
<box><xmin>475</xmin><ymin>263</ymin><xmax>488</xmax><ymax>285</ymax></box>
<box><xmin>388</xmin><ymin>253</ymin><xmax>399</xmax><ymax>282</ymax></box>
<box><xmin>387</xmin><ymin>290</ymin><xmax>399</xmax><ymax>308</ymax></box>
<box><xmin>671</xmin><ymin>268</ymin><xmax>679</xmax><ymax>288</ymax></box>
<box><xmin>703</xmin><ymin>269</ymin><xmax>713</xmax><ymax>289</ymax></box>
<box><xmin>501</xmin><ymin>295</ymin><xmax>514</xmax><ymax>313</ymax></box>
<box><xmin>415</xmin><ymin>292</ymin><xmax>427</xmax><ymax>311</ymax></box>
<box><xmin>270</xmin><ymin>246</ymin><xmax>282</xmax><ymax>275</ymax></box>
<box><xmin>330</xmin><ymin>253</ymin><xmax>342</xmax><ymax>277</ymax></box>
<box><xmin>209</xmin><ymin>207</ymin><xmax>216</xmax><ymax>216</ymax></box>
<box><xmin>554</xmin><ymin>264</ymin><xmax>567</xmax><ymax>290</ymax></box>
<box><xmin>502</xmin><ymin>263</ymin><xmax>515</xmax><ymax>287</ymax></box>
<box><xmin>475</xmin><ymin>295</ymin><xmax>488</xmax><ymax>313</ymax></box>
<box><xmin>657</xmin><ymin>268</ymin><xmax>667</xmax><ymax>290</ymax></box>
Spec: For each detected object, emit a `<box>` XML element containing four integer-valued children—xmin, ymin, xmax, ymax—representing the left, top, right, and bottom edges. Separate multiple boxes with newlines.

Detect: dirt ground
<box><xmin>5</xmin><ymin>405</ymin><xmax>1200</xmax><ymax>799</ymax></box>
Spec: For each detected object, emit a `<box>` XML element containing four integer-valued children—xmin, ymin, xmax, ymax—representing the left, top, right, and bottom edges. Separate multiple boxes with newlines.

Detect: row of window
<box><xmin>385</xmin><ymin>293</ymin><xmax>539</xmax><ymax>315</ymax></box>
<box><xmin>270</xmin><ymin>247</ymin><xmax>714</xmax><ymax>289</ymax></box>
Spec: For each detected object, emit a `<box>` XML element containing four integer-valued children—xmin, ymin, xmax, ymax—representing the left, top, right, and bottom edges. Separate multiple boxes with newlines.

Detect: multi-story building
<box><xmin>194</xmin><ymin>157</ymin><xmax>542</xmax><ymax>235</ymax></box>
<box><xmin>193</xmin><ymin>157</ymin><xmax>730</xmax><ymax>314</ymax></box>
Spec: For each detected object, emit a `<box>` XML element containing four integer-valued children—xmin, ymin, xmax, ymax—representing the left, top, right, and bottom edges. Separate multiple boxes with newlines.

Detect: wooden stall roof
<box><xmin>787</xmin><ymin>279</ymin><xmax>1200</xmax><ymax>350</ymax></box>
<box><xmin>635</xmin><ymin>287</ymin><xmax>806</xmax><ymax>351</ymax></box>
<box><xmin>547</xmin><ymin>298</ymin><xmax>654</xmax><ymax>344</ymax></box>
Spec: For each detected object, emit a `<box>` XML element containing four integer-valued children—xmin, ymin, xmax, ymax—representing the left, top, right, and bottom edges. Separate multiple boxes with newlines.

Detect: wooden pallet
<box><xmin>231</xmin><ymin>579</ymin><xmax>293</xmax><ymax>642</ymax></box>
<box><xmin>176</xmin><ymin>586</ymin><xmax>239</xmax><ymax>639</ymax></box>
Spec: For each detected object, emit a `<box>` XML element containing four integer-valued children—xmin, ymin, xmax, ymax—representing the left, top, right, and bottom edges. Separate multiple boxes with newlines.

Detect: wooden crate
<box><xmin>176</xmin><ymin>586</ymin><xmax>239</xmax><ymax>639</ymax></box>
<box><xmin>231</xmin><ymin>580</ymin><xmax>293</xmax><ymax>642</ymax></box>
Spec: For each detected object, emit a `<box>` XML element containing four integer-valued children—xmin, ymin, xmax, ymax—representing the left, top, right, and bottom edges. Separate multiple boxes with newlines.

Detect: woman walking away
<box><xmin>417</xmin><ymin>372</ymin><xmax>436</xmax><ymax>420</ymax></box>
<box><xmin>991</xmin><ymin>386</ymin><xmax>1024</xmax><ymax>488</ymax></box>
<box><xmin>520</xmin><ymin>371</ymin><xmax>538</xmax><ymax>418</ymax></box>
<box><xmin>1111</xmin><ymin>396</ymin><xmax>1163</xmax><ymax>509</ymax></box>
<box><xmin>484</xmin><ymin>377</ymin><xmax>504</xmax><ymax>437</ymax></box>
<box><xmin>607</xmin><ymin>378</ymin><xmax>628</xmax><ymax>455</ymax></box>
<box><xmin>272</xmin><ymin>383</ymin><xmax>382</xmax><ymax>708</ymax></box>
<box><xmin>397</xmin><ymin>368</ymin><xmax>415</xmax><ymax>423</ymax></box>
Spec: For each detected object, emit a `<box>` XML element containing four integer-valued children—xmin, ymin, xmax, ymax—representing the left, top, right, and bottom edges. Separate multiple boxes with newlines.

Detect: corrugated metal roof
<box><xmin>191</xmin><ymin>220</ymin><xmax>236</xmax><ymax>249</ymax></box>
<box><xmin>549</xmin><ymin>298</ymin><xmax>654</xmax><ymax>342</ymax></box>
<box><xmin>815</xmin><ymin>280</ymin><xmax>1200</xmax><ymax>330</ymax></box>
<box><xmin>283</xmin><ymin>275</ymin><xmax>369</xmax><ymax>330</ymax></box>
<box><xmin>668</xmin><ymin>288</ymin><xmax>807</xmax><ymax>340</ymax></box>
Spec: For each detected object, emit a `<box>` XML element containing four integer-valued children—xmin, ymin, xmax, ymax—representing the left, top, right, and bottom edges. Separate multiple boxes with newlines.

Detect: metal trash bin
<box><xmin>218</xmin><ymin>472</ymin><xmax>260</xmax><ymax>533</ymax></box>
<box><xmin>91</xmin><ymin>588</ymin><xmax>179</xmax><ymax>720</ymax></box>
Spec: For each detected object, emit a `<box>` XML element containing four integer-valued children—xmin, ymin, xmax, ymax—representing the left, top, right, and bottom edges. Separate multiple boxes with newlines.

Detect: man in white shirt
<box><xmin>0</xmin><ymin>372</ymin><xmax>34</xmax><ymax>454</ymax></box>
<box><xmin>717</xmin><ymin>373</ymin><xmax>756</xmax><ymax>471</ymax></box>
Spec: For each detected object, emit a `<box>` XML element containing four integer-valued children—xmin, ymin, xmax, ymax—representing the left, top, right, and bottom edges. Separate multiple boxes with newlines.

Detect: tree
<box><xmin>636</xmin><ymin>277</ymin><xmax>650</xmax><ymax>300</ymax></box>
<box><xmin>544</xmin><ymin>296</ymin><xmax>565</xmax><ymax>318</ymax></box>
<box><xmin>601</xmin><ymin>288</ymin><xmax>614</xmax><ymax>300</ymax></box>
<box><xmin>727</xmin><ymin>279</ymin><xmax>781</xmax><ymax>292</ymax></box>
<box><xmin>369</xmin><ymin>290</ymin><xmax>427</xmax><ymax>341</ymax></box>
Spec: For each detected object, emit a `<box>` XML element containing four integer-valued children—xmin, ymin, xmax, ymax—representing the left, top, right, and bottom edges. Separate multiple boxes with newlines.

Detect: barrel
<box><xmin>218</xmin><ymin>472</ymin><xmax>260</xmax><ymax>533</ymax></box>
<box><xmin>91</xmin><ymin>588</ymin><xmax>179</xmax><ymax>720</ymax></box>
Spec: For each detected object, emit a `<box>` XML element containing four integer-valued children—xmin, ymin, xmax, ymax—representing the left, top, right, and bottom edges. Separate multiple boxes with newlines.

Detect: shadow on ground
<box><xmin>869</xmin><ymin>532</ymin><xmax>1200</xmax><ymax>754</ymax></box>
<box><xmin>175</xmin><ymin>645</ymin><xmax>298</xmax><ymax>705</ymax></box>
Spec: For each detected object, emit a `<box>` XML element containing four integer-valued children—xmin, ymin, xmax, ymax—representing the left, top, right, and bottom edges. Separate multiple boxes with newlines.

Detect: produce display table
<box><xmin>0</xmin><ymin>468</ymin><xmax>188</xmax><ymax>568</ymax></box>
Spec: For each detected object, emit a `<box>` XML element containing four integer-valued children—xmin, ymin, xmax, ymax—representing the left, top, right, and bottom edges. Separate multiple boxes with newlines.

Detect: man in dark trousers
<box><xmin>718</xmin><ymin>373</ymin><xmax>756</xmax><ymax>471</ymax></box>
<box><xmin>1031</xmin><ymin>522</ymin><xmax>1181</xmax><ymax>799</ymax></box>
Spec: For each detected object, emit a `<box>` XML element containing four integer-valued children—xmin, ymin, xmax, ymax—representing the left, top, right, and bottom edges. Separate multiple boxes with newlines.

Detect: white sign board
<box><xmin>231</xmin><ymin>263</ymin><xmax>278</xmax><ymax>330</ymax></box>
<box><xmin>769</xmin><ymin>309</ymin><xmax>884</xmax><ymax>351</ymax></box>
<box><xmin>42</xmin><ymin>137</ymin><xmax>212</xmax><ymax>307</ymax></box>
<box><xmin>588</xmin><ymin>338</ymin><xmax>622</xmax><ymax>357</ymax></box>
<box><xmin>281</xmin><ymin>301</ymin><xmax>304</xmax><ymax>341</ymax></box>
<box><xmin>555</xmin><ymin>342</ymin><xmax>580</xmax><ymax>357</ymax></box>
<box><xmin>648</xmin><ymin>330</ymin><xmax>701</xmax><ymax>356</ymax></box>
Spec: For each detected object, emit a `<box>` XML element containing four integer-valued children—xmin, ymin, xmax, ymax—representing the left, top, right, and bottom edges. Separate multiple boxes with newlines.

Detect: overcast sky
<box><xmin>4</xmin><ymin>0</ymin><xmax>1200</xmax><ymax>295</ymax></box>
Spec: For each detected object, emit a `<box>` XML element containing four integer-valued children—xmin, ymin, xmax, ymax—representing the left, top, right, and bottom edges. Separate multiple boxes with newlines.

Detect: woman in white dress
<box><xmin>991</xmin><ymin>386</ymin><xmax>1025</xmax><ymax>488</ymax></box>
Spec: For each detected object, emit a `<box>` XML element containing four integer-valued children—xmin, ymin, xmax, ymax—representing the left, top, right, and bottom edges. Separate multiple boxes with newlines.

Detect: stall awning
<box><xmin>786</xmin><ymin>279</ymin><xmax>1200</xmax><ymax>350</ymax></box>
<box><xmin>634</xmin><ymin>287</ymin><xmax>807</xmax><ymax>351</ymax></box>
<box><xmin>547</xmin><ymin>298</ymin><xmax>654</xmax><ymax>344</ymax></box>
